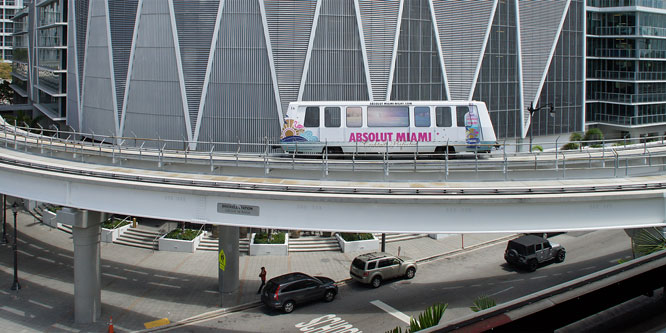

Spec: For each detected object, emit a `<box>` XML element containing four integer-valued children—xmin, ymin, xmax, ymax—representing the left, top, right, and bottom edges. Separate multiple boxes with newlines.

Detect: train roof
<box><xmin>288</xmin><ymin>100</ymin><xmax>486</xmax><ymax>107</ymax></box>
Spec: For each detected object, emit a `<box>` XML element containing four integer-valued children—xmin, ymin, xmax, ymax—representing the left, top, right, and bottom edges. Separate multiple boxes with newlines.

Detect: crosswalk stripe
<box><xmin>370</xmin><ymin>300</ymin><xmax>411</xmax><ymax>324</ymax></box>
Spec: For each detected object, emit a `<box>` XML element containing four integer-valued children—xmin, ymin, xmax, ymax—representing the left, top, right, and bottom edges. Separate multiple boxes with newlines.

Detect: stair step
<box><xmin>124</xmin><ymin>229</ymin><xmax>161</xmax><ymax>237</ymax></box>
<box><xmin>113</xmin><ymin>239</ymin><xmax>157</xmax><ymax>250</ymax></box>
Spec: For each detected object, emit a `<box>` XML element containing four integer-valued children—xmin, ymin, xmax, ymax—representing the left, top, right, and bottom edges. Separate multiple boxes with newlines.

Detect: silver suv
<box><xmin>349</xmin><ymin>252</ymin><xmax>417</xmax><ymax>288</ymax></box>
<box><xmin>504</xmin><ymin>235</ymin><xmax>565</xmax><ymax>272</ymax></box>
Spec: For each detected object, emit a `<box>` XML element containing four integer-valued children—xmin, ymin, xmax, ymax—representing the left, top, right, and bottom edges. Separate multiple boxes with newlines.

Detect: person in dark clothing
<box><xmin>257</xmin><ymin>267</ymin><xmax>267</xmax><ymax>294</ymax></box>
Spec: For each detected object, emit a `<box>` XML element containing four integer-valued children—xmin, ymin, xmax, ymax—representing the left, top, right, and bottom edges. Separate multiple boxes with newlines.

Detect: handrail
<box><xmin>2</xmin><ymin>120</ymin><xmax>666</xmax><ymax>182</ymax></box>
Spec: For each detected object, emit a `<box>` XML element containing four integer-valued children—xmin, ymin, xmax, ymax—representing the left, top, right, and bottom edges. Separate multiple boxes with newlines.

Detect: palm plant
<box><xmin>633</xmin><ymin>227</ymin><xmax>666</xmax><ymax>257</ymax></box>
<box><xmin>3</xmin><ymin>110</ymin><xmax>45</xmax><ymax>133</ymax></box>
<box><xmin>386</xmin><ymin>303</ymin><xmax>448</xmax><ymax>333</ymax></box>
<box><xmin>470</xmin><ymin>295</ymin><xmax>496</xmax><ymax>312</ymax></box>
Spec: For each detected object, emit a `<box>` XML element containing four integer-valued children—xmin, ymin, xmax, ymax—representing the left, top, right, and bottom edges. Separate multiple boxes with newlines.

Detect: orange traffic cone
<box><xmin>108</xmin><ymin>316</ymin><xmax>114</xmax><ymax>333</ymax></box>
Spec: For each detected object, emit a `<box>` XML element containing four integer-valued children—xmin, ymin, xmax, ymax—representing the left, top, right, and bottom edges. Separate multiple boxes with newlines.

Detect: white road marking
<box><xmin>102</xmin><ymin>272</ymin><xmax>128</xmax><ymax>280</ymax></box>
<box><xmin>500</xmin><ymin>279</ymin><xmax>524</xmax><ymax>284</ymax></box>
<box><xmin>581</xmin><ymin>266</ymin><xmax>597</xmax><ymax>271</ymax></box>
<box><xmin>530</xmin><ymin>276</ymin><xmax>547</xmax><ymax>280</ymax></box>
<box><xmin>441</xmin><ymin>286</ymin><xmax>463</xmax><ymax>290</ymax></box>
<box><xmin>553</xmin><ymin>273</ymin><xmax>562</xmax><ymax>276</ymax></box>
<box><xmin>371</xmin><ymin>300</ymin><xmax>411</xmax><ymax>324</ymax></box>
<box><xmin>470</xmin><ymin>284</ymin><xmax>482</xmax><ymax>287</ymax></box>
<box><xmin>1</xmin><ymin>306</ymin><xmax>25</xmax><ymax>317</ymax></box>
<box><xmin>488</xmin><ymin>286</ymin><xmax>513</xmax><ymax>297</ymax></box>
<box><xmin>28</xmin><ymin>299</ymin><xmax>53</xmax><ymax>309</ymax></box>
<box><xmin>148</xmin><ymin>282</ymin><xmax>180</xmax><ymax>289</ymax></box>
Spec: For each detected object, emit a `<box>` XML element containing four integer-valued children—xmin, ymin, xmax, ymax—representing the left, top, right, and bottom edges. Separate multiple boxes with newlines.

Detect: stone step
<box><xmin>289</xmin><ymin>246</ymin><xmax>340</xmax><ymax>252</ymax></box>
<box><xmin>113</xmin><ymin>239</ymin><xmax>157</xmax><ymax>250</ymax></box>
<box><xmin>58</xmin><ymin>224</ymin><xmax>72</xmax><ymax>234</ymax></box>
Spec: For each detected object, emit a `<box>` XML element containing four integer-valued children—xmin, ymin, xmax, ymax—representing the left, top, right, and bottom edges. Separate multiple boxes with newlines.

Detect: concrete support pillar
<box><xmin>218</xmin><ymin>225</ymin><xmax>239</xmax><ymax>293</ymax></box>
<box><xmin>72</xmin><ymin>210</ymin><xmax>102</xmax><ymax>324</ymax></box>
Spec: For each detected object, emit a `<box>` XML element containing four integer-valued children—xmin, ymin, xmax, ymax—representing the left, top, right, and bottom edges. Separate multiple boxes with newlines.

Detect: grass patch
<box><xmin>254</xmin><ymin>232</ymin><xmax>286</xmax><ymax>244</ymax></box>
<box><xmin>165</xmin><ymin>228</ymin><xmax>202</xmax><ymax>241</ymax></box>
<box><xmin>101</xmin><ymin>218</ymin><xmax>130</xmax><ymax>229</ymax></box>
<box><xmin>340</xmin><ymin>233</ymin><xmax>374</xmax><ymax>242</ymax></box>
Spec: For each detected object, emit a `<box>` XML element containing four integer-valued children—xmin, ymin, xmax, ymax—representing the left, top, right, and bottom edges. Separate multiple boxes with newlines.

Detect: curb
<box><xmin>144</xmin><ymin>234</ymin><xmax>518</xmax><ymax>332</ymax></box>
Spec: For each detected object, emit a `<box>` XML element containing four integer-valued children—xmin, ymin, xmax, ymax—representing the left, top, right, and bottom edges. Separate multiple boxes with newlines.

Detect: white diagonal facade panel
<box><xmin>263</xmin><ymin>0</ymin><xmax>317</xmax><ymax>114</ymax></box>
<box><xmin>519</xmin><ymin>0</ymin><xmax>568</xmax><ymax>130</ymax></box>
<box><xmin>81</xmin><ymin>0</ymin><xmax>118</xmax><ymax>137</ymax></box>
<box><xmin>432</xmin><ymin>0</ymin><xmax>495</xmax><ymax>101</ymax></box>
<box><xmin>358</xmin><ymin>0</ymin><xmax>401</xmax><ymax>101</ymax></box>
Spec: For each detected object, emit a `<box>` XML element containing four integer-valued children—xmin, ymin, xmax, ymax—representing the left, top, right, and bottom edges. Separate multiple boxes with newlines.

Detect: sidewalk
<box><xmin>0</xmin><ymin>211</ymin><xmax>514</xmax><ymax>332</ymax></box>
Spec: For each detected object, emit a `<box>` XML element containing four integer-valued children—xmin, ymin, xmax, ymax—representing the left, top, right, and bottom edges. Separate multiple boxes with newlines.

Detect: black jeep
<box><xmin>504</xmin><ymin>235</ymin><xmax>565</xmax><ymax>272</ymax></box>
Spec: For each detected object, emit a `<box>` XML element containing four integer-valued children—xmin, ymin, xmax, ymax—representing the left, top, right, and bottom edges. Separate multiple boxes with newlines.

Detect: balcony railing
<box><xmin>589</xmin><ymin>48</ymin><xmax>666</xmax><ymax>58</ymax></box>
<box><xmin>590</xmin><ymin>112</ymin><xmax>666</xmax><ymax>126</ymax></box>
<box><xmin>588</xmin><ymin>0</ymin><xmax>666</xmax><ymax>10</ymax></box>
<box><xmin>593</xmin><ymin>26</ymin><xmax>636</xmax><ymax>35</ymax></box>
<box><xmin>640</xmin><ymin>26</ymin><xmax>666</xmax><ymax>37</ymax></box>
<box><xmin>594</xmin><ymin>91</ymin><xmax>666</xmax><ymax>103</ymax></box>
<box><xmin>590</xmin><ymin>70</ymin><xmax>666</xmax><ymax>80</ymax></box>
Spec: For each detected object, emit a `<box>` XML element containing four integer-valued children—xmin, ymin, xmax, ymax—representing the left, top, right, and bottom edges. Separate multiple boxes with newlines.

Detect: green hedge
<box><xmin>101</xmin><ymin>218</ymin><xmax>130</xmax><ymax>229</ymax></box>
<box><xmin>340</xmin><ymin>233</ymin><xmax>374</xmax><ymax>242</ymax></box>
<box><xmin>254</xmin><ymin>232</ymin><xmax>286</xmax><ymax>244</ymax></box>
<box><xmin>165</xmin><ymin>229</ymin><xmax>202</xmax><ymax>241</ymax></box>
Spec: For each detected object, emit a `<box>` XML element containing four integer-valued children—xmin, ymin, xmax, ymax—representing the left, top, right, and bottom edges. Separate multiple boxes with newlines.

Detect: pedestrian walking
<box><xmin>257</xmin><ymin>267</ymin><xmax>267</xmax><ymax>294</ymax></box>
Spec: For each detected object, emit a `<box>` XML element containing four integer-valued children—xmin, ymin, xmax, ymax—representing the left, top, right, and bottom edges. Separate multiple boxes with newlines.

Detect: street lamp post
<box><xmin>1</xmin><ymin>195</ymin><xmax>7</xmax><ymax>244</ymax></box>
<box><xmin>11</xmin><ymin>202</ymin><xmax>20</xmax><ymax>290</ymax></box>
<box><xmin>528</xmin><ymin>103</ymin><xmax>555</xmax><ymax>152</ymax></box>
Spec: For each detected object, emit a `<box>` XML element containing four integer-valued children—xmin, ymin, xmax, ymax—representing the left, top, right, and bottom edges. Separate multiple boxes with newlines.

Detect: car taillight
<box><xmin>273</xmin><ymin>285</ymin><xmax>280</xmax><ymax>301</ymax></box>
<box><xmin>363</xmin><ymin>272</ymin><xmax>368</xmax><ymax>277</ymax></box>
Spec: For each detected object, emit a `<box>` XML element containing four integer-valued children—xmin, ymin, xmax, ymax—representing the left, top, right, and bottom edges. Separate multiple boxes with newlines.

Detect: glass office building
<box><xmin>0</xmin><ymin>0</ymin><xmax>22</xmax><ymax>63</ymax></box>
<box><xmin>587</xmin><ymin>0</ymin><xmax>666</xmax><ymax>139</ymax></box>
<box><xmin>11</xmin><ymin>0</ymin><xmax>66</xmax><ymax>119</ymax></box>
<box><xmin>14</xmin><ymin>0</ymin><xmax>585</xmax><ymax>150</ymax></box>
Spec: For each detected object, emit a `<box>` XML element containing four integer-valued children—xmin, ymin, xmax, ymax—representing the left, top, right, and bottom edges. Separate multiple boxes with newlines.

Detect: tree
<box><xmin>0</xmin><ymin>80</ymin><xmax>14</xmax><ymax>104</ymax></box>
<box><xmin>583</xmin><ymin>128</ymin><xmax>604</xmax><ymax>146</ymax></box>
<box><xmin>0</xmin><ymin>62</ymin><xmax>11</xmax><ymax>81</ymax></box>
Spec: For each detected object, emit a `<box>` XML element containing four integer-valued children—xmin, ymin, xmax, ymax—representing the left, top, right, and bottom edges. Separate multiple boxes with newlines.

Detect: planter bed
<box><xmin>249</xmin><ymin>232</ymin><xmax>289</xmax><ymax>256</ymax></box>
<box><xmin>158</xmin><ymin>229</ymin><xmax>204</xmax><ymax>253</ymax></box>
<box><xmin>336</xmin><ymin>233</ymin><xmax>379</xmax><ymax>253</ymax></box>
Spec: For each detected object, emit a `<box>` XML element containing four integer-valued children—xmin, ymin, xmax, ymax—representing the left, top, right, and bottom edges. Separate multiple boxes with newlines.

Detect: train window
<box><xmin>436</xmin><ymin>107</ymin><xmax>452</xmax><ymax>127</ymax></box>
<box><xmin>414</xmin><ymin>107</ymin><xmax>430</xmax><ymax>127</ymax></box>
<box><xmin>325</xmin><ymin>107</ymin><xmax>341</xmax><ymax>127</ymax></box>
<box><xmin>346</xmin><ymin>107</ymin><xmax>362</xmax><ymax>127</ymax></box>
<box><xmin>456</xmin><ymin>106</ymin><xmax>469</xmax><ymax>127</ymax></box>
<box><xmin>367</xmin><ymin>106</ymin><xmax>409</xmax><ymax>127</ymax></box>
<box><xmin>304</xmin><ymin>107</ymin><xmax>320</xmax><ymax>127</ymax></box>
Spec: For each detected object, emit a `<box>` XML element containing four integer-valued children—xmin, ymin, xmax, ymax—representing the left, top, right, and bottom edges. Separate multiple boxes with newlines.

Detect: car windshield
<box><xmin>352</xmin><ymin>258</ymin><xmax>366</xmax><ymax>270</ymax></box>
<box><xmin>507</xmin><ymin>242</ymin><xmax>527</xmax><ymax>255</ymax></box>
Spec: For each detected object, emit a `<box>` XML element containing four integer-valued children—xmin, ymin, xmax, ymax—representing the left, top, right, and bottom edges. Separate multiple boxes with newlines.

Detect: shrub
<box><xmin>569</xmin><ymin>132</ymin><xmax>583</xmax><ymax>142</ymax></box>
<box><xmin>165</xmin><ymin>228</ymin><xmax>202</xmax><ymax>241</ymax></box>
<box><xmin>561</xmin><ymin>142</ymin><xmax>579</xmax><ymax>150</ymax></box>
<box><xmin>470</xmin><ymin>295</ymin><xmax>496</xmax><ymax>312</ymax></box>
<box><xmin>340</xmin><ymin>233</ymin><xmax>374</xmax><ymax>242</ymax></box>
<box><xmin>101</xmin><ymin>217</ymin><xmax>130</xmax><ymax>229</ymax></box>
<box><xmin>583</xmin><ymin>128</ymin><xmax>604</xmax><ymax>141</ymax></box>
<box><xmin>254</xmin><ymin>232</ymin><xmax>286</xmax><ymax>244</ymax></box>
<box><xmin>531</xmin><ymin>145</ymin><xmax>543</xmax><ymax>152</ymax></box>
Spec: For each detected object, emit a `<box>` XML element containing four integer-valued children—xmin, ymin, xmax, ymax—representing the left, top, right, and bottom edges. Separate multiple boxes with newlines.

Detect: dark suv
<box><xmin>261</xmin><ymin>272</ymin><xmax>337</xmax><ymax>313</ymax></box>
<box><xmin>504</xmin><ymin>235</ymin><xmax>565</xmax><ymax>272</ymax></box>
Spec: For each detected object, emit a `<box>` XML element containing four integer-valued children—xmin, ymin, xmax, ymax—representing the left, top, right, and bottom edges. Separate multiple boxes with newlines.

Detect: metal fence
<box><xmin>2</xmin><ymin>119</ymin><xmax>666</xmax><ymax>183</ymax></box>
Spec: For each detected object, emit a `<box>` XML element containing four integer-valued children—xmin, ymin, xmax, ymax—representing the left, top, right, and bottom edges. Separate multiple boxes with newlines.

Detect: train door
<box><xmin>434</xmin><ymin>106</ymin><xmax>454</xmax><ymax>148</ymax></box>
<box><xmin>319</xmin><ymin>106</ymin><xmax>344</xmax><ymax>147</ymax></box>
<box><xmin>301</xmin><ymin>106</ymin><xmax>322</xmax><ymax>152</ymax></box>
<box><xmin>412</xmin><ymin>106</ymin><xmax>432</xmax><ymax>153</ymax></box>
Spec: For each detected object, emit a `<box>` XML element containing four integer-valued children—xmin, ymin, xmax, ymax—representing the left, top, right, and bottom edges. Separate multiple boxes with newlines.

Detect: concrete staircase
<box><xmin>374</xmin><ymin>233</ymin><xmax>429</xmax><ymax>243</ymax></box>
<box><xmin>288</xmin><ymin>236</ymin><xmax>341</xmax><ymax>252</ymax></box>
<box><xmin>114</xmin><ymin>228</ymin><xmax>160</xmax><ymax>250</ymax></box>
<box><xmin>198</xmin><ymin>235</ymin><xmax>249</xmax><ymax>253</ymax></box>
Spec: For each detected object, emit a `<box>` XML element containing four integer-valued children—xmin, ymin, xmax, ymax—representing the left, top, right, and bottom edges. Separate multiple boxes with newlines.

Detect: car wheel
<box><xmin>324</xmin><ymin>290</ymin><xmax>336</xmax><ymax>302</ymax></box>
<box><xmin>527</xmin><ymin>260</ymin><xmax>538</xmax><ymax>272</ymax></box>
<box><xmin>555</xmin><ymin>250</ymin><xmax>566</xmax><ymax>263</ymax></box>
<box><xmin>371</xmin><ymin>276</ymin><xmax>382</xmax><ymax>288</ymax></box>
<box><xmin>282</xmin><ymin>300</ymin><xmax>295</xmax><ymax>314</ymax></box>
<box><xmin>405</xmin><ymin>267</ymin><xmax>416</xmax><ymax>279</ymax></box>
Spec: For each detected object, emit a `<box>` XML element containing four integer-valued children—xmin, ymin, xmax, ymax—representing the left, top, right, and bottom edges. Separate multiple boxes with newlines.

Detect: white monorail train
<box><xmin>279</xmin><ymin>101</ymin><xmax>497</xmax><ymax>154</ymax></box>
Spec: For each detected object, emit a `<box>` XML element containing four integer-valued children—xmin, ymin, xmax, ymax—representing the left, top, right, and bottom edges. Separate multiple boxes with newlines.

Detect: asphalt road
<box><xmin>165</xmin><ymin>229</ymin><xmax>633</xmax><ymax>332</ymax></box>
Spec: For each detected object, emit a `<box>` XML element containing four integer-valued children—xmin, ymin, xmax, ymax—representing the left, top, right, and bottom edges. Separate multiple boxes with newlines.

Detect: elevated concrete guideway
<box><xmin>1</xmin><ymin>145</ymin><xmax>666</xmax><ymax>233</ymax></box>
